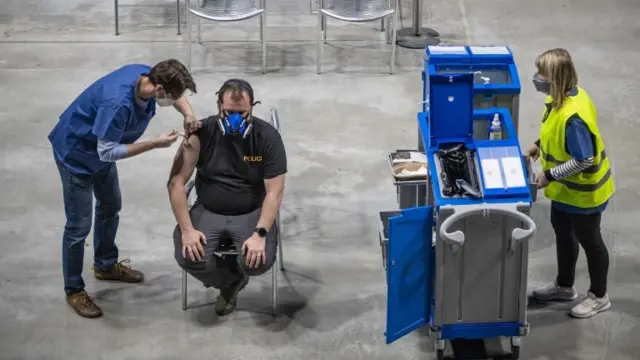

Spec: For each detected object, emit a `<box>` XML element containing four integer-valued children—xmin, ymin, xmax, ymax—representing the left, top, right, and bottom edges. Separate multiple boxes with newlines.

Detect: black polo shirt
<box><xmin>194</xmin><ymin>115</ymin><xmax>287</xmax><ymax>216</ymax></box>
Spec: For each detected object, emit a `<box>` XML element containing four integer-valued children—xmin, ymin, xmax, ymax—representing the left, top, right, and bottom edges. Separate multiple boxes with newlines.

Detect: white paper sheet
<box><xmin>501</xmin><ymin>157</ymin><xmax>527</xmax><ymax>188</ymax></box>
<box><xmin>480</xmin><ymin>159</ymin><xmax>504</xmax><ymax>189</ymax></box>
<box><xmin>409</xmin><ymin>152</ymin><xmax>427</xmax><ymax>164</ymax></box>
<box><xmin>391</xmin><ymin>152</ymin><xmax>427</xmax><ymax>165</ymax></box>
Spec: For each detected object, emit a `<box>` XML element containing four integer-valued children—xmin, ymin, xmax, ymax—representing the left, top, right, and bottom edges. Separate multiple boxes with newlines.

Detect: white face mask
<box><xmin>155</xmin><ymin>88</ymin><xmax>175</xmax><ymax>107</ymax></box>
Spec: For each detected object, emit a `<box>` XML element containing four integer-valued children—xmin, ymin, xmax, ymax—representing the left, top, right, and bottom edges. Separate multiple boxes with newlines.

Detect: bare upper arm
<box><xmin>264</xmin><ymin>174</ymin><xmax>285</xmax><ymax>196</ymax></box>
<box><xmin>168</xmin><ymin>135</ymin><xmax>201</xmax><ymax>188</ymax></box>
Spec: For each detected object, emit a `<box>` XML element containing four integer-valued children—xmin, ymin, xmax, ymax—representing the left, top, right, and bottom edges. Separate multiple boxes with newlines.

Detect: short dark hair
<box><xmin>147</xmin><ymin>59</ymin><xmax>197</xmax><ymax>99</ymax></box>
<box><xmin>216</xmin><ymin>78</ymin><xmax>260</xmax><ymax>106</ymax></box>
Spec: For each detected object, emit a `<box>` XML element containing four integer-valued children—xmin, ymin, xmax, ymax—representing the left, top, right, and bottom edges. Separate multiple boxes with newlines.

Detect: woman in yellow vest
<box><xmin>524</xmin><ymin>48</ymin><xmax>615</xmax><ymax>318</ymax></box>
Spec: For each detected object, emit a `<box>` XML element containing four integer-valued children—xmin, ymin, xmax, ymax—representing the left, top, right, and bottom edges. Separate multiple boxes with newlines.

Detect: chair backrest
<box><xmin>269</xmin><ymin>108</ymin><xmax>281</xmax><ymax>134</ymax></box>
<box><xmin>198</xmin><ymin>0</ymin><xmax>260</xmax><ymax>12</ymax></box>
<box><xmin>323</xmin><ymin>0</ymin><xmax>391</xmax><ymax>13</ymax></box>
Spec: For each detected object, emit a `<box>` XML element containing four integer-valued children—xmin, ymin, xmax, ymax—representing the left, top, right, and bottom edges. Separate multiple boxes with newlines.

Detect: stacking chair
<box><xmin>181</xmin><ymin>109</ymin><xmax>285</xmax><ymax>315</ymax></box>
<box><xmin>311</xmin><ymin>0</ymin><xmax>390</xmax><ymax>32</ymax></box>
<box><xmin>114</xmin><ymin>0</ymin><xmax>182</xmax><ymax>36</ymax></box>
<box><xmin>186</xmin><ymin>0</ymin><xmax>267</xmax><ymax>73</ymax></box>
<box><xmin>317</xmin><ymin>0</ymin><xmax>399</xmax><ymax>74</ymax></box>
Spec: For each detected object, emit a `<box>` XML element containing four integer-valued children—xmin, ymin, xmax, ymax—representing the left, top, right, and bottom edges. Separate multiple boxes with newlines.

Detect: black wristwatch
<box><xmin>254</xmin><ymin>227</ymin><xmax>268</xmax><ymax>238</ymax></box>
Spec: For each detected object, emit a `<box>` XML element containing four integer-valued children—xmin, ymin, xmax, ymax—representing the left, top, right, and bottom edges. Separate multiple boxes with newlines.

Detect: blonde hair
<box><xmin>535</xmin><ymin>48</ymin><xmax>578</xmax><ymax>110</ymax></box>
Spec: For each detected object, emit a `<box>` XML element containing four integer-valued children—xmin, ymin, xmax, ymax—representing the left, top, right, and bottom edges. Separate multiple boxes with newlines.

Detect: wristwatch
<box><xmin>254</xmin><ymin>227</ymin><xmax>268</xmax><ymax>238</ymax></box>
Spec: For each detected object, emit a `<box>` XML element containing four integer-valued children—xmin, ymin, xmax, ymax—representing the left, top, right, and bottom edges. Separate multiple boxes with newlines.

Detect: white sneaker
<box><xmin>569</xmin><ymin>292</ymin><xmax>611</xmax><ymax>318</ymax></box>
<box><xmin>532</xmin><ymin>283</ymin><xmax>578</xmax><ymax>301</ymax></box>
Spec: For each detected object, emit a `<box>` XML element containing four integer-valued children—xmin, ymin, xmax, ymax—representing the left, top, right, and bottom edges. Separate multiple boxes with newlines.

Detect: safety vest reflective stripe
<box><xmin>540</xmin><ymin>149</ymin><xmax>607</xmax><ymax>174</ymax></box>
<box><xmin>554</xmin><ymin>167</ymin><xmax>612</xmax><ymax>192</ymax></box>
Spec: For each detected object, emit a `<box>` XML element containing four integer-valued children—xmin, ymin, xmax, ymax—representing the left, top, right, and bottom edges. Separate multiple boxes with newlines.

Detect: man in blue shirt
<box><xmin>48</xmin><ymin>59</ymin><xmax>199</xmax><ymax>318</ymax></box>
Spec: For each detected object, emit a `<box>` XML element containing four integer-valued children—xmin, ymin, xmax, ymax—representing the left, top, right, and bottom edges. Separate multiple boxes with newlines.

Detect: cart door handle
<box><xmin>439</xmin><ymin>203</ymin><xmax>537</xmax><ymax>252</ymax></box>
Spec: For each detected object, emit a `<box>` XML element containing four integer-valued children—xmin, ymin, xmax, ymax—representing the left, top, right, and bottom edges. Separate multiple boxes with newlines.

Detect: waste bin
<box><xmin>389</xmin><ymin>150</ymin><xmax>429</xmax><ymax>209</ymax></box>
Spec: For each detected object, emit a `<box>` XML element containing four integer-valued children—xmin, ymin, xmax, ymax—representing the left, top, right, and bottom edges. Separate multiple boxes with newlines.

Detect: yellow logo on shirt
<box><xmin>243</xmin><ymin>156</ymin><xmax>263</xmax><ymax>162</ymax></box>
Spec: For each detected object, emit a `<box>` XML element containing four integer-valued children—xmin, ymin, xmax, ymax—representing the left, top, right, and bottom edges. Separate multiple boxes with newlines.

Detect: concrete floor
<box><xmin>0</xmin><ymin>0</ymin><xmax>639</xmax><ymax>359</ymax></box>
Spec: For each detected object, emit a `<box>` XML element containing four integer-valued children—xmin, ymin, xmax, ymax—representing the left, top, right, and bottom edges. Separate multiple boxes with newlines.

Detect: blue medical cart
<box><xmin>382</xmin><ymin>56</ymin><xmax>536</xmax><ymax>360</ymax></box>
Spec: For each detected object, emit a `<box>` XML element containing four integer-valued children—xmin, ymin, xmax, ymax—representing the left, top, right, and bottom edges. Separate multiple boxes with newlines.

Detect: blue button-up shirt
<box><xmin>48</xmin><ymin>64</ymin><xmax>156</xmax><ymax>174</ymax></box>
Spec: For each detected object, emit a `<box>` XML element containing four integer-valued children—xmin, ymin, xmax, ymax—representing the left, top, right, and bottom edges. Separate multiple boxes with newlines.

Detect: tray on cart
<box><xmin>389</xmin><ymin>150</ymin><xmax>428</xmax><ymax>184</ymax></box>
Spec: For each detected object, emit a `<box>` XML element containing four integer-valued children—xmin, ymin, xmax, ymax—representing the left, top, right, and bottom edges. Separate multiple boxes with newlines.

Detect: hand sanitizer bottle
<box><xmin>489</xmin><ymin>113</ymin><xmax>502</xmax><ymax>140</ymax></box>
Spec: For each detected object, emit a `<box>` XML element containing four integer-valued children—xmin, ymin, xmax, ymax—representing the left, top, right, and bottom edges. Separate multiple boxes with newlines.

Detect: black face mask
<box><xmin>532</xmin><ymin>74</ymin><xmax>550</xmax><ymax>94</ymax></box>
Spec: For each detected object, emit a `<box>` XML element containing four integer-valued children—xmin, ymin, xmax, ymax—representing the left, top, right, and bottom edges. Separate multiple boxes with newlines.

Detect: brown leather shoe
<box><xmin>66</xmin><ymin>291</ymin><xmax>103</xmax><ymax>318</ymax></box>
<box><xmin>93</xmin><ymin>259</ymin><xmax>144</xmax><ymax>283</ymax></box>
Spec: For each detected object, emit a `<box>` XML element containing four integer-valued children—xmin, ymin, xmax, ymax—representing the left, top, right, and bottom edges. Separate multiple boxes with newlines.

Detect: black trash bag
<box><xmin>436</xmin><ymin>143</ymin><xmax>482</xmax><ymax>198</ymax></box>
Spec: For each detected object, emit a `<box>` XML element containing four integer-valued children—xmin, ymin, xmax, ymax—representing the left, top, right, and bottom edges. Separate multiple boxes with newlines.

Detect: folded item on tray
<box><xmin>399</xmin><ymin>166</ymin><xmax>427</xmax><ymax>176</ymax></box>
<box><xmin>392</xmin><ymin>162</ymin><xmax>428</xmax><ymax>179</ymax></box>
<box><xmin>391</xmin><ymin>151</ymin><xmax>427</xmax><ymax>165</ymax></box>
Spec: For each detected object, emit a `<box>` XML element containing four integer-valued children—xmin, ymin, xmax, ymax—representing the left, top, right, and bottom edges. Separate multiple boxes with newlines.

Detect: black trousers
<box><xmin>550</xmin><ymin>205</ymin><xmax>609</xmax><ymax>298</ymax></box>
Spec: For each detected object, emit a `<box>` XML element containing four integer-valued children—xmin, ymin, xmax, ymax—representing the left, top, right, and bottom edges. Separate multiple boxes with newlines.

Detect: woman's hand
<box><xmin>525</xmin><ymin>145</ymin><xmax>540</xmax><ymax>162</ymax></box>
<box><xmin>535</xmin><ymin>171</ymin><xmax>550</xmax><ymax>189</ymax></box>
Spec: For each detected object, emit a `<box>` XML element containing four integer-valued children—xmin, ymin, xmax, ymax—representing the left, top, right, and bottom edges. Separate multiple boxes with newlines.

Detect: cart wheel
<box><xmin>436</xmin><ymin>349</ymin><xmax>445</xmax><ymax>360</ymax></box>
<box><xmin>510</xmin><ymin>345</ymin><xmax>520</xmax><ymax>359</ymax></box>
<box><xmin>510</xmin><ymin>336</ymin><xmax>521</xmax><ymax>359</ymax></box>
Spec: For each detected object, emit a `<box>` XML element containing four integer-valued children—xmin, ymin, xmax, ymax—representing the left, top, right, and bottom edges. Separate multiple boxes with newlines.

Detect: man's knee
<box><xmin>241</xmin><ymin>262</ymin><xmax>273</xmax><ymax>276</ymax></box>
<box><xmin>173</xmin><ymin>225</ymin><xmax>193</xmax><ymax>269</ymax></box>
<box><xmin>64</xmin><ymin>214</ymin><xmax>92</xmax><ymax>245</ymax></box>
<box><xmin>97</xmin><ymin>196</ymin><xmax>122</xmax><ymax>218</ymax></box>
<box><xmin>239</xmin><ymin>244</ymin><xmax>277</xmax><ymax>276</ymax></box>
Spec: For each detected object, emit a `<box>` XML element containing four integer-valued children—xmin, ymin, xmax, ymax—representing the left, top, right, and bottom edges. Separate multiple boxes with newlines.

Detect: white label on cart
<box><xmin>481</xmin><ymin>159</ymin><xmax>504</xmax><ymax>189</ymax></box>
<box><xmin>501</xmin><ymin>157</ymin><xmax>527</xmax><ymax>188</ymax></box>
<box><xmin>469</xmin><ymin>46</ymin><xmax>510</xmax><ymax>55</ymax></box>
<box><xmin>428</xmin><ymin>46</ymin><xmax>468</xmax><ymax>55</ymax></box>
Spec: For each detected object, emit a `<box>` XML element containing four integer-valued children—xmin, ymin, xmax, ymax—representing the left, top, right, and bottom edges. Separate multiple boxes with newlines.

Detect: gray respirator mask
<box><xmin>532</xmin><ymin>74</ymin><xmax>550</xmax><ymax>94</ymax></box>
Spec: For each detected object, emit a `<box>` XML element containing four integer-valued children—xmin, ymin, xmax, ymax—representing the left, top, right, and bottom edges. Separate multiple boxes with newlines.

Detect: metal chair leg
<box><xmin>181</xmin><ymin>269</ymin><xmax>188</xmax><ymax>310</ymax></box>
<box><xmin>278</xmin><ymin>238</ymin><xmax>285</xmax><ymax>270</ymax></box>
<box><xmin>261</xmin><ymin>8</ymin><xmax>266</xmax><ymax>74</ymax></box>
<box><xmin>187</xmin><ymin>0</ymin><xmax>192</xmax><ymax>71</ymax></box>
<box><xmin>317</xmin><ymin>3</ymin><xmax>322</xmax><ymax>74</ymax></box>
<box><xmin>386</xmin><ymin>17</ymin><xmax>391</xmax><ymax>44</ymax></box>
<box><xmin>196</xmin><ymin>17</ymin><xmax>202</xmax><ymax>43</ymax></box>
<box><xmin>114</xmin><ymin>0</ymin><xmax>120</xmax><ymax>36</ymax></box>
<box><xmin>272</xmin><ymin>252</ymin><xmax>278</xmax><ymax>316</ymax></box>
<box><xmin>390</xmin><ymin>0</ymin><xmax>398</xmax><ymax>74</ymax></box>
<box><xmin>276</xmin><ymin>212</ymin><xmax>285</xmax><ymax>270</ymax></box>
<box><xmin>176</xmin><ymin>0</ymin><xmax>181</xmax><ymax>35</ymax></box>
<box><xmin>322</xmin><ymin>16</ymin><xmax>327</xmax><ymax>43</ymax></box>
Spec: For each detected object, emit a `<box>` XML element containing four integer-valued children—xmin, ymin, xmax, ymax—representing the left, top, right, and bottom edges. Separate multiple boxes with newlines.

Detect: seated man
<box><xmin>167</xmin><ymin>79</ymin><xmax>287</xmax><ymax>316</ymax></box>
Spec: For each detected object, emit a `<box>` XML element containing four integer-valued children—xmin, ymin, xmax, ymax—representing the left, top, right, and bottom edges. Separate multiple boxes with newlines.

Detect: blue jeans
<box><xmin>54</xmin><ymin>155</ymin><xmax>122</xmax><ymax>295</ymax></box>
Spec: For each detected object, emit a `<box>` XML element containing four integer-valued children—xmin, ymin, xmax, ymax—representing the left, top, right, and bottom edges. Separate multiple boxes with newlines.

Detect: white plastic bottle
<box><xmin>489</xmin><ymin>113</ymin><xmax>502</xmax><ymax>140</ymax></box>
